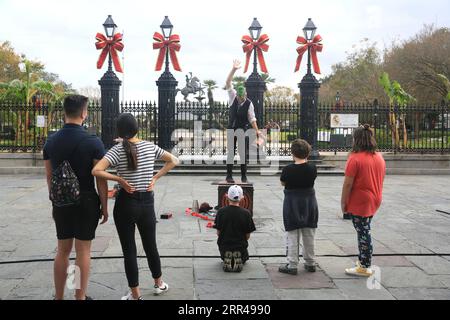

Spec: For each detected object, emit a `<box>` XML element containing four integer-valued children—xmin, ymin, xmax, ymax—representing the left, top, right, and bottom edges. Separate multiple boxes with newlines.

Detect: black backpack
<box><xmin>49</xmin><ymin>136</ymin><xmax>87</xmax><ymax>207</ymax></box>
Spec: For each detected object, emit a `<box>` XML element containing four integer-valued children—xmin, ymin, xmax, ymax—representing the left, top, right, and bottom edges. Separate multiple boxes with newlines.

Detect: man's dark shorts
<box><xmin>52</xmin><ymin>192</ymin><xmax>101</xmax><ymax>241</ymax></box>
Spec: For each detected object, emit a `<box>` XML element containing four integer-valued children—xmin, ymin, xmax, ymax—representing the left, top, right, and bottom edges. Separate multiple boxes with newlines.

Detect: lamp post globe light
<box><xmin>335</xmin><ymin>91</ymin><xmax>341</xmax><ymax>103</ymax></box>
<box><xmin>245</xmin><ymin>17</ymin><xmax>266</xmax><ymax>132</ymax></box>
<box><xmin>156</xmin><ymin>16</ymin><xmax>178</xmax><ymax>150</ymax></box>
<box><xmin>249</xmin><ymin>17</ymin><xmax>262</xmax><ymax>74</ymax></box>
<box><xmin>103</xmin><ymin>15</ymin><xmax>117</xmax><ymax>38</ymax></box>
<box><xmin>98</xmin><ymin>14</ymin><xmax>121</xmax><ymax>149</ymax></box>
<box><xmin>160</xmin><ymin>16</ymin><xmax>174</xmax><ymax>72</ymax></box>
<box><xmin>299</xmin><ymin>18</ymin><xmax>321</xmax><ymax>159</ymax></box>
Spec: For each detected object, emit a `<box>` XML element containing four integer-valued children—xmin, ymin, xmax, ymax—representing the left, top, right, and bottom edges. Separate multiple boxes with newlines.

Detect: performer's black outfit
<box><xmin>226</xmin><ymin>96</ymin><xmax>254</xmax><ymax>184</ymax></box>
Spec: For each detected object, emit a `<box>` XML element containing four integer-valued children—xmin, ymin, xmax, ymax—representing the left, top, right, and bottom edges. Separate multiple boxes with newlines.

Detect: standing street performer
<box><xmin>225</xmin><ymin>60</ymin><xmax>262</xmax><ymax>183</ymax></box>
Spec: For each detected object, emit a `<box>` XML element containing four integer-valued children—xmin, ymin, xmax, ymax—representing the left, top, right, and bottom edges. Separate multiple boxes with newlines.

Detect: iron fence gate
<box><xmin>0</xmin><ymin>100</ymin><xmax>448</xmax><ymax>154</ymax></box>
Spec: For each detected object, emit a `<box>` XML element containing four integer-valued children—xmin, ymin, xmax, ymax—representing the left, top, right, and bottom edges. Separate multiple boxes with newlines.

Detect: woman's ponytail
<box><xmin>116</xmin><ymin>113</ymin><xmax>139</xmax><ymax>170</ymax></box>
<box><xmin>122</xmin><ymin>138</ymin><xmax>138</xmax><ymax>170</ymax></box>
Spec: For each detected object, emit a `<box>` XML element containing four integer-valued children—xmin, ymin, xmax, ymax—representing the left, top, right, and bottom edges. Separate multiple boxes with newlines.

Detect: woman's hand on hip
<box><xmin>119</xmin><ymin>178</ymin><xmax>136</xmax><ymax>194</ymax></box>
<box><xmin>147</xmin><ymin>177</ymin><xmax>158</xmax><ymax>192</ymax></box>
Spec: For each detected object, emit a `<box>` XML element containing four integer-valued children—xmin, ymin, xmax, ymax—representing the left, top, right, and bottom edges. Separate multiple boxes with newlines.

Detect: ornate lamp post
<box><xmin>298</xmin><ymin>18</ymin><xmax>322</xmax><ymax>159</ymax></box>
<box><xmin>244</xmin><ymin>18</ymin><xmax>267</xmax><ymax>128</ymax></box>
<box><xmin>97</xmin><ymin>15</ymin><xmax>122</xmax><ymax>149</ymax></box>
<box><xmin>155</xmin><ymin>16</ymin><xmax>179</xmax><ymax>150</ymax></box>
<box><xmin>335</xmin><ymin>91</ymin><xmax>341</xmax><ymax>111</ymax></box>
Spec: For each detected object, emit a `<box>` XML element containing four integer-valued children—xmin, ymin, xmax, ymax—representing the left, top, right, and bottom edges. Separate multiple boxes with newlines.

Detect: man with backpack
<box><xmin>43</xmin><ymin>95</ymin><xmax>108</xmax><ymax>300</ymax></box>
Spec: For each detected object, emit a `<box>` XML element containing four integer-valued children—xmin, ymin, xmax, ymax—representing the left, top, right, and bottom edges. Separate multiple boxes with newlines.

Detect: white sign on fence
<box><xmin>36</xmin><ymin>115</ymin><xmax>46</xmax><ymax>128</ymax></box>
<box><xmin>330</xmin><ymin>114</ymin><xmax>359</xmax><ymax>128</ymax></box>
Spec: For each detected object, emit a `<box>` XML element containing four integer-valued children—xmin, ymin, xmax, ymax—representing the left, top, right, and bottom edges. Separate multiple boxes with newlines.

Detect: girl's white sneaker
<box><xmin>121</xmin><ymin>292</ymin><xmax>144</xmax><ymax>300</ymax></box>
<box><xmin>154</xmin><ymin>281</ymin><xmax>169</xmax><ymax>295</ymax></box>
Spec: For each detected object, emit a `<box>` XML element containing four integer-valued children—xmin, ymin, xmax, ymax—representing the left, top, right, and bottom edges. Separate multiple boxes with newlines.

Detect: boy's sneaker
<box><xmin>304</xmin><ymin>264</ymin><xmax>316</xmax><ymax>273</ymax></box>
<box><xmin>154</xmin><ymin>281</ymin><xmax>169</xmax><ymax>295</ymax></box>
<box><xmin>345</xmin><ymin>261</ymin><xmax>373</xmax><ymax>277</ymax></box>
<box><xmin>278</xmin><ymin>264</ymin><xmax>298</xmax><ymax>275</ymax></box>
<box><xmin>223</xmin><ymin>251</ymin><xmax>233</xmax><ymax>272</ymax></box>
<box><xmin>232</xmin><ymin>251</ymin><xmax>243</xmax><ymax>273</ymax></box>
<box><xmin>121</xmin><ymin>292</ymin><xmax>144</xmax><ymax>300</ymax></box>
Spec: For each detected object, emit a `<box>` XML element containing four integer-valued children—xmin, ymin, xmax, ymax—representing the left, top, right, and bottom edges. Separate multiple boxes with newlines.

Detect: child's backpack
<box><xmin>49</xmin><ymin>136</ymin><xmax>87</xmax><ymax>207</ymax></box>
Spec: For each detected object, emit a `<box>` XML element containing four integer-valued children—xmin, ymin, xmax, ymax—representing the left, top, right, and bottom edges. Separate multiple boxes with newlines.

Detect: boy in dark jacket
<box><xmin>214</xmin><ymin>185</ymin><xmax>256</xmax><ymax>272</ymax></box>
<box><xmin>279</xmin><ymin>139</ymin><xmax>319</xmax><ymax>275</ymax></box>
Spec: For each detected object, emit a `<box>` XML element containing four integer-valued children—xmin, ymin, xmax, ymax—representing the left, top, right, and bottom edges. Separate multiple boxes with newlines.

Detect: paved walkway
<box><xmin>1</xmin><ymin>174</ymin><xmax>450</xmax><ymax>300</ymax></box>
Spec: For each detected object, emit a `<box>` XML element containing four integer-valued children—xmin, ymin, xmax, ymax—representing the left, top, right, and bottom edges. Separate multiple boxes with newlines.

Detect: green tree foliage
<box><xmin>0</xmin><ymin>41</ymin><xmax>22</xmax><ymax>83</ymax></box>
<box><xmin>265</xmin><ymin>86</ymin><xmax>296</xmax><ymax>105</ymax></box>
<box><xmin>379</xmin><ymin>72</ymin><xmax>416</xmax><ymax>149</ymax></box>
<box><xmin>0</xmin><ymin>42</ymin><xmax>72</xmax><ymax>104</ymax></box>
<box><xmin>384</xmin><ymin>25</ymin><xmax>450</xmax><ymax>104</ymax></box>
<box><xmin>437</xmin><ymin>74</ymin><xmax>450</xmax><ymax>102</ymax></box>
<box><xmin>203</xmin><ymin>79</ymin><xmax>218</xmax><ymax>106</ymax></box>
<box><xmin>261</xmin><ymin>73</ymin><xmax>276</xmax><ymax>86</ymax></box>
<box><xmin>321</xmin><ymin>26</ymin><xmax>450</xmax><ymax>105</ymax></box>
<box><xmin>320</xmin><ymin>39</ymin><xmax>384</xmax><ymax>103</ymax></box>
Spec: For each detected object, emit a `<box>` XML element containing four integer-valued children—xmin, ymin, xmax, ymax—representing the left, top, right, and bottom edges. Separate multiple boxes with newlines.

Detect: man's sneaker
<box><xmin>304</xmin><ymin>264</ymin><xmax>316</xmax><ymax>273</ymax></box>
<box><xmin>232</xmin><ymin>251</ymin><xmax>243</xmax><ymax>272</ymax></box>
<box><xmin>121</xmin><ymin>292</ymin><xmax>144</xmax><ymax>300</ymax></box>
<box><xmin>345</xmin><ymin>261</ymin><xmax>373</xmax><ymax>277</ymax></box>
<box><xmin>154</xmin><ymin>281</ymin><xmax>169</xmax><ymax>295</ymax></box>
<box><xmin>74</xmin><ymin>295</ymin><xmax>93</xmax><ymax>300</ymax></box>
<box><xmin>223</xmin><ymin>251</ymin><xmax>233</xmax><ymax>272</ymax></box>
<box><xmin>278</xmin><ymin>264</ymin><xmax>298</xmax><ymax>275</ymax></box>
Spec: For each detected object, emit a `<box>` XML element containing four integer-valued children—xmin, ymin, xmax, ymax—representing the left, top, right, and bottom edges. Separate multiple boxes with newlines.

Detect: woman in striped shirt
<box><xmin>92</xmin><ymin>113</ymin><xmax>179</xmax><ymax>300</ymax></box>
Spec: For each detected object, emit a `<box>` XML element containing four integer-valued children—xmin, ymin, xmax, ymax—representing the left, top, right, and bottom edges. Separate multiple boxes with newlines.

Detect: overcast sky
<box><xmin>1</xmin><ymin>0</ymin><xmax>449</xmax><ymax>101</ymax></box>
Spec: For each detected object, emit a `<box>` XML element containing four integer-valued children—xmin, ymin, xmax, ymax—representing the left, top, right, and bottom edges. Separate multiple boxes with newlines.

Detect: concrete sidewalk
<box><xmin>1</xmin><ymin>175</ymin><xmax>450</xmax><ymax>300</ymax></box>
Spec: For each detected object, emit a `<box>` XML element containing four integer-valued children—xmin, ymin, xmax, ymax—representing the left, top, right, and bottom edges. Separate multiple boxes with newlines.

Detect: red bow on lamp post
<box><xmin>294</xmin><ymin>34</ymin><xmax>323</xmax><ymax>74</ymax></box>
<box><xmin>242</xmin><ymin>34</ymin><xmax>269</xmax><ymax>73</ymax></box>
<box><xmin>153</xmin><ymin>32</ymin><xmax>182</xmax><ymax>72</ymax></box>
<box><xmin>95</xmin><ymin>32</ymin><xmax>124</xmax><ymax>73</ymax></box>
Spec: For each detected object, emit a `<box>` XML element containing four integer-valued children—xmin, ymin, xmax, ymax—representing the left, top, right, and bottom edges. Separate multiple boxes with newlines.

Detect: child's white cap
<box><xmin>227</xmin><ymin>185</ymin><xmax>244</xmax><ymax>202</ymax></box>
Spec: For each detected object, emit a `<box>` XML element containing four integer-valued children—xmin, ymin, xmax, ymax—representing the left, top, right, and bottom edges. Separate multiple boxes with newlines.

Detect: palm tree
<box><xmin>261</xmin><ymin>73</ymin><xmax>276</xmax><ymax>86</ymax></box>
<box><xmin>0</xmin><ymin>59</ymin><xmax>58</xmax><ymax>141</ymax></box>
<box><xmin>203</xmin><ymin>80</ymin><xmax>218</xmax><ymax>106</ymax></box>
<box><xmin>232</xmin><ymin>76</ymin><xmax>246</xmax><ymax>89</ymax></box>
<box><xmin>437</xmin><ymin>74</ymin><xmax>450</xmax><ymax>102</ymax></box>
<box><xmin>379</xmin><ymin>72</ymin><xmax>415</xmax><ymax>150</ymax></box>
<box><xmin>203</xmin><ymin>79</ymin><xmax>219</xmax><ymax>128</ymax></box>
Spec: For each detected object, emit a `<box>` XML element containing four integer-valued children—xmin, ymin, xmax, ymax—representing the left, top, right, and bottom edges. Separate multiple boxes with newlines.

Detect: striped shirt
<box><xmin>104</xmin><ymin>141</ymin><xmax>165</xmax><ymax>192</ymax></box>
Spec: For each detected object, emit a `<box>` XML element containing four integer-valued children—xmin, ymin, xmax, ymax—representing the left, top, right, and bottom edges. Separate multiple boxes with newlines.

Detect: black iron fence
<box><xmin>0</xmin><ymin>100</ymin><xmax>449</xmax><ymax>154</ymax></box>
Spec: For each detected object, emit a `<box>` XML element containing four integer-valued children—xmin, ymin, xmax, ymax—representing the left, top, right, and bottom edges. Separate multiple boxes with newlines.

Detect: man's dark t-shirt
<box><xmin>214</xmin><ymin>206</ymin><xmax>256</xmax><ymax>252</ymax></box>
<box><xmin>280</xmin><ymin>163</ymin><xmax>317</xmax><ymax>190</ymax></box>
<box><xmin>43</xmin><ymin>124</ymin><xmax>105</xmax><ymax>192</ymax></box>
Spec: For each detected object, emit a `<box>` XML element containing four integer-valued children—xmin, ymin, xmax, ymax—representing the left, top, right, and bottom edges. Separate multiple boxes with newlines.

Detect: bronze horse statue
<box><xmin>176</xmin><ymin>73</ymin><xmax>206</xmax><ymax>102</ymax></box>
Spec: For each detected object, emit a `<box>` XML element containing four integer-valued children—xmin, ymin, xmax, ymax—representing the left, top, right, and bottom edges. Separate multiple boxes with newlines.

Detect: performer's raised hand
<box><xmin>227</xmin><ymin>60</ymin><xmax>242</xmax><ymax>89</ymax></box>
<box><xmin>232</xmin><ymin>59</ymin><xmax>241</xmax><ymax>70</ymax></box>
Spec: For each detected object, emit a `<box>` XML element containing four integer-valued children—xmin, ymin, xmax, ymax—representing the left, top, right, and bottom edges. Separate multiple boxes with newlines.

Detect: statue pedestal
<box><xmin>212</xmin><ymin>181</ymin><xmax>254</xmax><ymax>216</ymax></box>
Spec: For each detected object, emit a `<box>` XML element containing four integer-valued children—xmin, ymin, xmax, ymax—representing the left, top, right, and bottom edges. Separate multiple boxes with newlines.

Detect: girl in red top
<box><xmin>341</xmin><ymin>125</ymin><xmax>386</xmax><ymax>277</ymax></box>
